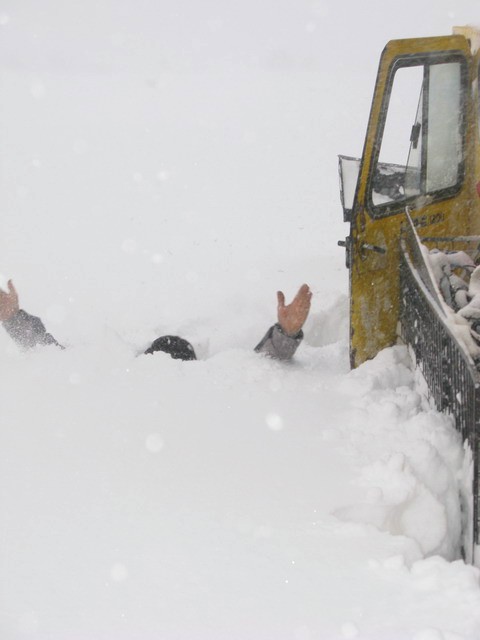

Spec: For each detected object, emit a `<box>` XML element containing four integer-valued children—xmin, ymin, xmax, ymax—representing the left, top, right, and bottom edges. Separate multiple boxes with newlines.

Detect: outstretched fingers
<box><xmin>276</xmin><ymin>283</ymin><xmax>312</xmax><ymax>336</ymax></box>
<box><xmin>294</xmin><ymin>284</ymin><xmax>312</xmax><ymax>312</ymax></box>
<box><xmin>296</xmin><ymin>283</ymin><xmax>312</xmax><ymax>301</ymax></box>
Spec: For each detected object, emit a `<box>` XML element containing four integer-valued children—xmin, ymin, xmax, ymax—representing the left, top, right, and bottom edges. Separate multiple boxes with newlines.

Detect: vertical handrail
<box><xmin>399</xmin><ymin>227</ymin><xmax>480</xmax><ymax>559</ymax></box>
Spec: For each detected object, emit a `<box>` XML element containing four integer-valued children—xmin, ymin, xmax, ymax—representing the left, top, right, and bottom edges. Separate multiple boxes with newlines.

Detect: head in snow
<box><xmin>144</xmin><ymin>335</ymin><xmax>197</xmax><ymax>361</ymax></box>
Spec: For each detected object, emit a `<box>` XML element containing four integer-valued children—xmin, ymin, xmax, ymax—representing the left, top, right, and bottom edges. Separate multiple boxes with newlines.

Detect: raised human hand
<box><xmin>0</xmin><ymin>280</ymin><xmax>19</xmax><ymax>322</ymax></box>
<box><xmin>277</xmin><ymin>283</ymin><xmax>312</xmax><ymax>336</ymax></box>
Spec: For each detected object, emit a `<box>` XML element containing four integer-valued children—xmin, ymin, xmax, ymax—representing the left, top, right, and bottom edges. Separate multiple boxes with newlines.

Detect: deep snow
<box><xmin>3</xmin><ymin>329</ymin><xmax>480</xmax><ymax>639</ymax></box>
<box><xmin>2</xmin><ymin>1</ymin><xmax>480</xmax><ymax>638</ymax></box>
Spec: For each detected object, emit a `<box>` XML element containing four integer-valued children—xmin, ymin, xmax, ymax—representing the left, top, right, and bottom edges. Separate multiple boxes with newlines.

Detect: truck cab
<box><xmin>339</xmin><ymin>28</ymin><xmax>480</xmax><ymax>564</ymax></box>
<box><xmin>340</xmin><ymin>27</ymin><xmax>480</xmax><ymax>368</ymax></box>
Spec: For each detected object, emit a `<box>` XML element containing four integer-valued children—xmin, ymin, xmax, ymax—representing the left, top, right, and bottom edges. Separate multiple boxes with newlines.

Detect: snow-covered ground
<box><xmin>1</xmin><ymin>2</ymin><xmax>480</xmax><ymax>638</ymax></box>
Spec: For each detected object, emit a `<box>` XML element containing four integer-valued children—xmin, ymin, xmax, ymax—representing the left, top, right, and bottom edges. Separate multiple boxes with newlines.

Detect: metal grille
<box><xmin>399</xmin><ymin>234</ymin><xmax>480</xmax><ymax>554</ymax></box>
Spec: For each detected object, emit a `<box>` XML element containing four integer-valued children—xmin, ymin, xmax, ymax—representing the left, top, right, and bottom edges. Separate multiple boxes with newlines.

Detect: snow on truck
<box><xmin>338</xmin><ymin>26</ymin><xmax>480</xmax><ymax>564</ymax></box>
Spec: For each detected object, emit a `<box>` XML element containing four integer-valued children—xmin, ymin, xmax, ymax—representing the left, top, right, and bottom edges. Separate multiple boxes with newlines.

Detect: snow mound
<box><xmin>304</xmin><ymin>293</ymin><xmax>349</xmax><ymax>347</ymax></box>
<box><xmin>337</xmin><ymin>346</ymin><xmax>464</xmax><ymax>559</ymax></box>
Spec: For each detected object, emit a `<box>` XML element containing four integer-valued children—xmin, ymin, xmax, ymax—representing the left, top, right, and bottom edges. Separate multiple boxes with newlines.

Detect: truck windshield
<box><xmin>371</xmin><ymin>55</ymin><xmax>466</xmax><ymax>216</ymax></box>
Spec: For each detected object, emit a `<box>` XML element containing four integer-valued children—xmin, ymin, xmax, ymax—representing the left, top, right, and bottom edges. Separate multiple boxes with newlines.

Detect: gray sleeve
<box><xmin>2</xmin><ymin>309</ymin><xmax>62</xmax><ymax>350</ymax></box>
<box><xmin>254</xmin><ymin>323</ymin><xmax>303</xmax><ymax>360</ymax></box>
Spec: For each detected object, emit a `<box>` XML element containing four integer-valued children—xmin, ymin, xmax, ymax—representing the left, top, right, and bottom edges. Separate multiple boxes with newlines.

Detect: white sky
<box><xmin>1</xmin><ymin>0</ymin><xmax>479</xmax><ymax>75</ymax></box>
<box><xmin>1</xmin><ymin>0</ymin><xmax>479</xmax><ymax>325</ymax></box>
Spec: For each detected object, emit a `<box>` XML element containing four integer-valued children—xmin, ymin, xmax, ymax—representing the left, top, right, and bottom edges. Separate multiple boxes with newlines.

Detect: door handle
<box><xmin>361</xmin><ymin>243</ymin><xmax>386</xmax><ymax>255</ymax></box>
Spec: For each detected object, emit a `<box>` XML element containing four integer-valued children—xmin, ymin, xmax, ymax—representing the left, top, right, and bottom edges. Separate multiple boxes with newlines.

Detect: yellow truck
<box><xmin>338</xmin><ymin>27</ymin><xmax>480</xmax><ymax>563</ymax></box>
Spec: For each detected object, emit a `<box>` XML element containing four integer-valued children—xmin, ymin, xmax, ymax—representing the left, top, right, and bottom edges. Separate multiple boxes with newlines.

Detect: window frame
<box><xmin>367</xmin><ymin>50</ymin><xmax>468</xmax><ymax>219</ymax></box>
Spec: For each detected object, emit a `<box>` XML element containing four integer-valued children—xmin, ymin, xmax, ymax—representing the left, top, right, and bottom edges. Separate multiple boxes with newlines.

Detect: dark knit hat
<box><xmin>144</xmin><ymin>335</ymin><xmax>197</xmax><ymax>361</ymax></box>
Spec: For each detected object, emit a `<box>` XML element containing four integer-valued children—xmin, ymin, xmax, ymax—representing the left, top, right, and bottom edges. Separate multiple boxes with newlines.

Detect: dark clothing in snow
<box><xmin>3</xmin><ymin>310</ymin><xmax>303</xmax><ymax>360</ymax></box>
<box><xmin>3</xmin><ymin>309</ymin><xmax>63</xmax><ymax>350</ymax></box>
<box><xmin>254</xmin><ymin>323</ymin><xmax>303</xmax><ymax>360</ymax></box>
<box><xmin>145</xmin><ymin>335</ymin><xmax>197</xmax><ymax>360</ymax></box>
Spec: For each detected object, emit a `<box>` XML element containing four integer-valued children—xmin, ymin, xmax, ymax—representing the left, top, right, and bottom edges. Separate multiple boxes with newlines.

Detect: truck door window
<box><xmin>372</xmin><ymin>66</ymin><xmax>423</xmax><ymax>206</ymax></box>
<box><xmin>370</xmin><ymin>54</ymin><xmax>466</xmax><ymax>217</ymax></box>
<box><xmin>426</xmin><ymin>62</ymin><xmax>463</xmax><ymax>192</ymax></box>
